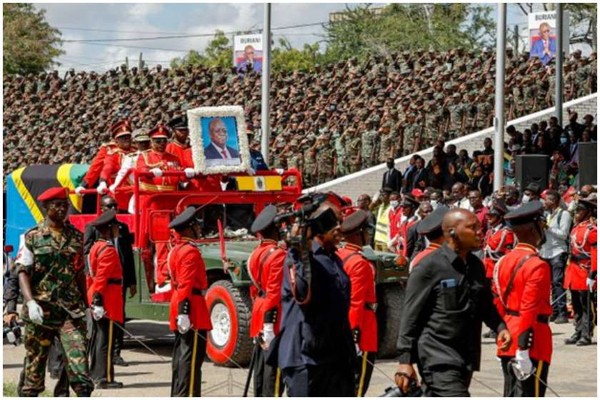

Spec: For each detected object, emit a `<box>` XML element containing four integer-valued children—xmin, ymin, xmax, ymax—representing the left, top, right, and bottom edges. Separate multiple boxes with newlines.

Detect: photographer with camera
<box><xmin>395</xmin><ymin>208</ymin><xmax>511</xmax><ymax>396</ymax></box>
<box><xmin>274</xmin><ymin>195</ymin><xmax>355</xmax><ymax>396</ymax></box>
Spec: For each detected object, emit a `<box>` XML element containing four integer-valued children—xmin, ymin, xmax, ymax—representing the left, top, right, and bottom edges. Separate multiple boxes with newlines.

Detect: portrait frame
<box><xmin>187</xmin><ymin>105</ymin><xmax>251</xmax><ymax>175</ymax></box>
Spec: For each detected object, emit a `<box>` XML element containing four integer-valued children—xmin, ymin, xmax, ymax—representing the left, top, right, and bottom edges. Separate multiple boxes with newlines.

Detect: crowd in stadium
<box><xmin>3</xmin><ymin>48</ymin><xmax>597</xmax><ymax>184</ymax></box>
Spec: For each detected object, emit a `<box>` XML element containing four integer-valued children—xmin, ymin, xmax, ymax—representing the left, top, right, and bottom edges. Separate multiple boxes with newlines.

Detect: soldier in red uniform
<box><xmin>483</xmin><ymin>199</ymin><xmax>516</xmax><ymax>280</ymax></box>
<box><xmin>493</xmin><ymin>202</ymin><xmax>553</xmax><ymax>397</ymax></box>
<box><xmin>409</xmin><ymin>205</ymin><xmax>448</xmax><ymax>272</ymax></box>
<box><xmin>86</xmin><ymin>210</ymin><xmax>124</xmax><ymax>389</ymax></box>
<box><xmin>338</xmin><ymin>210</ymin><xmax>378</xmax><ymax>397</ymax></box>
<box><xmin>166</xmin><ymin>115</ymin><xmax>191</xmax><ymax>166</ymax></box>
<box><xmin>564</xmin><ymin>197</ymin><xmax>597</xmax><ymax>346</ymax></box>
<box><xmin>99</xmin><ymin>120</ymin><xmax>135</xmax><ymax>188</ymax></box>
<box><xmin>395</xmin><ymin>195</ymin><xmax>420</xmax><ymax>264</ymax></box>
<box><xmin>136</xmin><ymin>124</ymin><xmax>195</xmax><ymax>290</ymax></box>
<box><xmin>167</xmin><ymin>207</ymin><xmax>212</xmax><ymax>397</ymax></box>
<box><xmin>75</xmin><ymin>134</ymin><xmax>117</xmax><ymax>194</ymax></box>
<box><xmin>247</xmin><ymin>205</ymin><xmax>286</xmax><ymax>397</ymax></box>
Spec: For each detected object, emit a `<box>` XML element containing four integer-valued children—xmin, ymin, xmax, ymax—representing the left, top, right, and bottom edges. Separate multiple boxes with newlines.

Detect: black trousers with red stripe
<box><xmin>253</xmin><ymin>344</ymin><xmax>284</xmax><ymax>397</ymax></box>
<box><xmin>501</xmin><ymin>356</ymin><xmax>550</xmax><ymax>397</ymax></box>
<box><xmin>171</xmin><ymin>330</ymin><xmax>207</xmax><ymax>397</ymax></box>
<box><xmin>89</xmin><ymin>318</ymin><xmax>117</xmax><ymax>383</ymax></box>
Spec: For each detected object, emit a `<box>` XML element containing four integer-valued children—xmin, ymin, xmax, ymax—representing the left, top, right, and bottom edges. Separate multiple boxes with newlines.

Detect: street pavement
<box><xmin>3</xmin><ymin>319</ymin><xmax>596</xmax><ymax>397</ymax></box>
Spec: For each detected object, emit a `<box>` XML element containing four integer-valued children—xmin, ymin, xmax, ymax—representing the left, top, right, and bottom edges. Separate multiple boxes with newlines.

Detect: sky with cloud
<box><xmin>33</xmin><ymin>3</ymin><xmax>547</xmax><ymax>75</ymax></box>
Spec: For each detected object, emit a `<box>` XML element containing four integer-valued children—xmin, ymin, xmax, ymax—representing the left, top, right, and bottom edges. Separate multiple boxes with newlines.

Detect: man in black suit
<box><xmin>84</xmin><ymin>195</ymin><xmax>136</xmax><ymax>366</ymax></box>
<box><xmin>382</xmin><ymin>158</ymin><xmax>402</xmax><ymax>193</ymax></box>
<box><xmin>203</xmin><ymin>118</ymin><xmax>240</xmax><ymax>159</ymax></box>
<box><xmin>407</xmin><ymin>156</ymin><xmax>428</xmax><ymax>191</ymax></box>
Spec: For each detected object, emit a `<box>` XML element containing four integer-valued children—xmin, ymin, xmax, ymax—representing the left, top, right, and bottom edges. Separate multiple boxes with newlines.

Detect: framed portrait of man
<box><xmin>187</xmin><ymin>106</ymin><xmax>251</xmax><ymax>174</ymax></box>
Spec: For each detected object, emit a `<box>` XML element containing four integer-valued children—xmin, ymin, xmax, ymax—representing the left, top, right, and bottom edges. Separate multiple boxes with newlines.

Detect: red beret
<box><xmin>148</xmin><ymin>124</ymin><xmax>170</xmax><ymax>139</ymax></box>
<box><xmin>37</xmin><ymin>187</ymin><xmax>69</xmax><ymax>202</ymax></box>
<box><xmin>411</xmin><ymin>188</ymin><xmax>424</xmax><ymax>198</ymax></box>
<box><xmin>110</xmin><ymin>119</ymin><xmax>132</xmax><ymax>139</ymax></box>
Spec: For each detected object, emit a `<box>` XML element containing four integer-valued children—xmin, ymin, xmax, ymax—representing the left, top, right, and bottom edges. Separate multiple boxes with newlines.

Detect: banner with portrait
<box><xmin>233</xmin><ymin>34</ymin><xmax>263</xmax><ymax>75</ymax></box>
<box><xmin>187</xmin><ymin>106</ymin><xmax>251</xmax><ymax>175</ymax></box>
<box><xmin>528</xmin><ymin>11</ymin><xmax>569</xmax><ymax>64</ymax></box>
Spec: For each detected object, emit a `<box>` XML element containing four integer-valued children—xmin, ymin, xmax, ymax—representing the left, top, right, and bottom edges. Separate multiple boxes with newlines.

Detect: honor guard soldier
<box><xmin>75</xmin><ymin>132</ymin><xmax>118</xmax><ymax>195</ymax></box>
<box><xmin>494</xmin><ymin>202</ymin><xmax>553</xmax><ymax>397</ymax></box>
<box><xmin>564</xmin><ymin>197</ymin><xmax>597</xmax><ymax>346</ymax></box>
<box><xmin>276</xmin><ymin>199</ymin><xmax>355</xmax><ymax>396</ymax></box>
<box><xmin>87</xmin><ymin>210</ymin><xmax>125</xmax><ymax>389</ymax></box>
<box><xmin>409</xmin><ymin>205</ymin><xmax>449</xmax><ymax>272</ymax></box>
<box><xmin>338</xmin><ymin>210</ymin><xmax>378</xmax><ymax>397</ymax></box>
<box><xmin>15</xmin><ymin>187</ymin><xmax>94</xmax><ymax>397</ymax></box>
<box><xmin>247</xmin><ymin>205</ymin><xmax>286</xmax><ymax>397</ymax></box>
<box><xmin>483</xmin><ymin>199</ymin><xmax>516</xmax><ymax>280</ymax></box>
<box><xmin>98</xmin><ymin>120</ymin><xmax>135</xmax><ymax>191</ymax></box>
<box><xmin>168</xmin><ymin>207</ymin><xmax>212</xmax><ymax>397</ymax></box>
<box><xmin>166</xmin><ymin>115</ymin><xmax>191</xmax><ymax>166</ymax></box>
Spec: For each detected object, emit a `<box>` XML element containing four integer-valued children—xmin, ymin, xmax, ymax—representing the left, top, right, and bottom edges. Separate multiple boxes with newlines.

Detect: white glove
<box><xmin>184</xmin><ymin>168</ymin><xmax>196</xmax><ymax>179</ymax></box>
<box><xmin>355</xmin><ymin>343</ymin><xmax>362</xmax><ymax>356</ymax></box>
<box><xmin>150</xmin><ymin>168</ymin><xmax>163</xmax><ymax>177</ymax></box>
<box><xmin>275</xmin><ymin>168</ymin><xmax>284</xmax><ymax>175</ymax></box>
<box><xmin>75</xmin><ymin>186</ymin><xmax>85</xmax><ymax>196</ymax></box>
<box><xmin>177</xmin><ymin>314</ymin><xmax>191</xmax><ymax>334</ymax></box>
<box><xmin>586</xmin><ymin>278</ymin><xmax>595</xmax><ymax>292</ymax></box>
<box><xmin>27</xmin><ymin>300</ymin><xmax>44</xmax><ymax>325</ymax></box>
<box><xmin>248</xmin><ymin>168</ymin><xmax>256</xmax><ymax>176</ymax></box>
<box><xmin>513</xmin><ymin>349</ymin><xmax>533</xmax><ymax>379</ymax></box>
<box><xmin>262</xmin><ymin>323</ymin><xmax>275</xmax><ymax>349</ymax></box>
<box><xmin>96</xmin><ymin>181</ymin><xmax>108</xmax><ymax>194</ymax></box>
<box><xmin>92</xmin><ymin>306</ymin><xmax>106</xmax><ymax>321</ymax></box>
<box><xmin>109</xmin><ymin>183</ymin><xmax>118</xmax><ymax>193</ymax></box>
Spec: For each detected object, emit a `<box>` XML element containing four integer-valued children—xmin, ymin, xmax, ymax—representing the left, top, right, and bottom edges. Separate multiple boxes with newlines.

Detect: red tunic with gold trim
<box><xmin>82</xmin><ymin>142</ymin><xmax>117</xmax><ymax>187</ymax></box>
<box><xmin>564</xmin><ymin>218</ymin><xmax>597</xmax><ymax>291</ymax></box>
<box><xmin>168</xmin><ymin>237</ymin><xmax>212</xmax><ymax>332</ymax></box>
<box><xmin>247</xmin><ymin>239</ymin><xmax>286</xmax><ymax>338</ymax></box>
<box><xmin>136</xmin><ymin>149</ymin><xmax>183</xmax><ymax>191</ymax></box>
<box><xmin>494</xmin><ymin>244</ymin><xmax>552</xmax><ymax>363</ymax></box>
<box><xmin>166</xmin><ymin>141</ymin><xmax>190</xmax><ymax>166</ymax></box>
<box><xmin>409</xmin><ymin>242</ymin><xmax>442</xmax><ymax>272</ymax></box>
<box><xmin>100</xmin><ymin>147</ymin><xmax>135</xmax><ymax>184</ymax></box>
<box><xmin>87</xmin><ymin>240</ymin><xmax>124</xmax><ymax>323</ymax></box>
<box><xmin>483</xmin><ymin>223</ymin><xmax>516</xmax><ymax>279</ymax></box>
<box><xmin>337</xmin><ymin>243</ymin><xmax>378</xmax><ymax>352</ymax></box>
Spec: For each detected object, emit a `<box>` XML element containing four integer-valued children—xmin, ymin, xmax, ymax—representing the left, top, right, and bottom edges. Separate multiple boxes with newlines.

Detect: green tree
<box><xmin>204</xmin><ymin>30</ymin><xmax>233</xmax><ymax>68</ymax></box>
<box><xmin>3</xmin><ymin>3</ymin><xmax>64</xmax><ymax>75</ymax></box>
<box><xmin>272</xmin><ymin>38</ymin><xmax>319</xmax><ymax>72</ymax></box>
<box><xmin>322</xmin><ymin>4</ymin><xmax>495</xmax><ymax>62</ymax></box>
<box><xmin>170</xmin><ymin>50</ymin><xmax>205</xmax><ymax>69</ymax></box>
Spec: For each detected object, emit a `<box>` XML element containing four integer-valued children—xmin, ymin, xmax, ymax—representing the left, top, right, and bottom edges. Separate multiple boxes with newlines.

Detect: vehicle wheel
<box><xmin>376</xmin><ymin>282</ymin><xmax>405</xmax><ymax>358</ymax></box>
<box><xmin>206</xmin><ymin>280</ymin><xmax>253</xmax><ymax>367</ymax></box>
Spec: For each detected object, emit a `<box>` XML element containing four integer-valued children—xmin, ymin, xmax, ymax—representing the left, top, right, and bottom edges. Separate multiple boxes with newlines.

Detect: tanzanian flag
<box><xmin>5</xmin><ymin>164</ymin><xmax>88</xmax><ymax>256</ymax></box>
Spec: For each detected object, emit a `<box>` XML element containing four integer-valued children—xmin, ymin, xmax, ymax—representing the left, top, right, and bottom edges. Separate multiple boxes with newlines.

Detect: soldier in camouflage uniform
<box><xmin>445</xmin><ymin>92</ymin><xmax>465</xmax><ymax>139</ymax></box>
<box><xmin>402</xmin><ymin>113</ymin><xmax>421</xmax><ymax>156</ymax></box>
<box><xmin>302</xmin><ymin>144</ymin><xmax>317</xmax><ymax>187</ymax></box>
<box><xmin>15</xmin><ymin>187</ymin><xmax>94</xmax><ymax>397</ymax></box>
<box><xmin>315</xmin><ymin>135</ymin><xmax>335</xmax><ymax>184</ymax></box>
<box><xmin>378</xmin><ymin>122</ymin><xmax>394</xmax><ymax>163</ymax></box>
<box><xmin>345</xmin><ymin>127</ymin><xmax>362</xmax><ymax>174</ymax></box>
<box><xmin>332</xmin><ymin>130</ymin><xmax>347</xmax><ymax>177</ymax></box>
<box><xmin>361</xmin><ymin>118</ymin><xmax>380</xmax><ymax>169</ymax></box>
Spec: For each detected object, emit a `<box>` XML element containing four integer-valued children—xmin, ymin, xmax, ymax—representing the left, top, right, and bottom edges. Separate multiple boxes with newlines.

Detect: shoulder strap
<box><xmin>341</xmin><ymin>251</ymin><xmax>362</xmax><ymax>265</ymax></box>
<box><xmin>500</xmin><ymin>254</ymin><xmax>535</xmax><ymax>308</ymax></box>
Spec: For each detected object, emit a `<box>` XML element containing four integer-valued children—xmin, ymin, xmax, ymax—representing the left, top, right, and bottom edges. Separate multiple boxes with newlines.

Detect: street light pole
<box><xmin>493</xmin><ymin>3</ymin><xmax>507</xmax><ymax>192</ymax></box>
<box><xmin>260</xmin><ymin>3</ymin><xmax>271</xmax><ymax>163</ymax></box>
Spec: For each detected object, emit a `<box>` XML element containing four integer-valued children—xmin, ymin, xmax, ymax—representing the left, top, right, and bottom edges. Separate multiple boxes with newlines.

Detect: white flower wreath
<box><xmin>187</xmin><ymin>105</ymin><xmax>251</xmax><ymax>175</ymax></box>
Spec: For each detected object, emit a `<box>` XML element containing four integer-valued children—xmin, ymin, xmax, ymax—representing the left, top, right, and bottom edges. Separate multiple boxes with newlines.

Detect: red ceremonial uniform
<box><xmin>166</xmin><ymin>141</ymin><xmax>190</xmax><ymax>166</ymax></box>
<box><xmin>337</xmin><ymin>243</ymin><xmax>378</xmax><ymax>352</ymax></box>
<box><xmin>136</xmin><ymin>149</ymin><xmax>184</xmax><ymax>192</ymax></box>
<box><xmin>483</xmin><ymin>223</ymin><xmax>516</xmax><ymax>279</ymax></box>
<box><xmin>100</xmin><ymin>148</ymin><xmax>135</xmax><ymax>184</ymax></box>
<box><xmin>397</xmin><ymin>216</ymin><xmax>418</xmax><ymax>258</ymax></box>
<box><xmin>247</xmin><ymin>239</ymin><xmax>286</xmax><ymax>337</ymax></box>
<box><xmin>87</xmin><ymin>240</ymin><xmax>124</xmax><ymax>323</ymax></box>
<box><xmin>388</xmin><ymin>207</ymin><xmax>403</xmax><ymax>245</ymax></box>
<box><xmin>494</xmin><ymin>243</ymin><xmax>553</xmax><ymax>363</ymax></box>
<box><xmin>409</xmin><ymin>242</ymin><xmax>442</xmax><ymax>272</ymax></box>
<box><xmin>564</xmin><ymin>219</ymin><xmax>597</xmax><ymax>291</ymax></box>
<box><xmin>168</xmin><ymin>238</ymin><xmax>212</xmax><ymax>332</ymax></box>
<box><xmin>82</xmin><ymin>142</ymin><xmax>117</xmax><ymax>187</ymax></box>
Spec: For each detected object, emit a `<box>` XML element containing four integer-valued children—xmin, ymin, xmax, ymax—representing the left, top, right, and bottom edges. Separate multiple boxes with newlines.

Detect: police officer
<box><xmin>87</xmin><ymin>210</ymin><xmax>125</xmax><ymax>389</ymax></box>
<box><xmin>276</xmin><ymin>198</ymin><xmax>355</xmax><ymax>396</ymax></box>
<box><xmin>338</xmin><ymin>210</ymin><xmax>378</xmax><ymax>397</ymax></box>
<box><xmin>168</xmin><ymin>207</ymin><xmax>212</xmax><ymax>397</ymax></box>
<box><xmin>493</xmin><ymin>202</ymin><xmax>553</xmax><ymax>397</ymax></box>
<box><xmin>564</xmin><ymin>197</ymin><xmax>597</xmax><ymax>346</ymax></box>
<box><xmin>395</xmin><ymin>208</ymin><xmax>511</xmax><ymax>396</ymax></box>
<box><xmin>408</xmin><ymin>205</ymin><xmax>448</xmax><ymax>272</ymax></box>
<box><xmin>247</xmin><ymin>205</ymin><xmax>286</xmax><ymax>397</ymax></box>
<box><xmin>15</xmin><ymin>187</ymin><xmax>94</xmax><ymax>397</ymax></box>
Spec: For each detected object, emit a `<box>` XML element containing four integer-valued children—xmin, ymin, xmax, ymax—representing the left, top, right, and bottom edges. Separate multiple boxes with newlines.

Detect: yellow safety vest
<box><xmin>375</xmin><ymin>204</ymin><xmax>391</xmax><ymax>244</ymax></box>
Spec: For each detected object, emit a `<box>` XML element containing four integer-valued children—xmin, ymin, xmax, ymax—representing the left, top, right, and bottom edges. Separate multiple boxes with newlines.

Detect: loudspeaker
<box><xmin>578</xmin><ymin>142</ymin><xmax>597</xmax><ymax>189</ymax></box>
<box><xmin>515</xmin><ymin>155</ymin><xmax>549</xmax><ymax>191</ymax></box>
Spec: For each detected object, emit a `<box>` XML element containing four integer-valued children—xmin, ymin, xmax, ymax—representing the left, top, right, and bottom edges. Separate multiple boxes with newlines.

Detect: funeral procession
<box><xmin>3</xmin><ymin>2</ymin><xmax>598</xmax><ymax>398</ymax></box>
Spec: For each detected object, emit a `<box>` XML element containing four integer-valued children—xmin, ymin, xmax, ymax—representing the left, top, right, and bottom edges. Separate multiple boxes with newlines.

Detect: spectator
<box><xmin>381</xmin><ymin>157</ymin><xmax>402</xmax><ymax>193</ymax></box>
<box><xmin>540</xmin><ymin>190</ymin><xmax>572</xmax><ymax>324</ymax></box>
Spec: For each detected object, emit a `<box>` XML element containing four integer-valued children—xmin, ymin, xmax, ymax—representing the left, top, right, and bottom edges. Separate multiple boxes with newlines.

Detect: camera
<box><xmin>3</xmin><ymin>320</ymin><xmax>22</xmax><ymax>346</ymax></box>
<box><xmin>380</xmin><ymin>381</ymin><xmax>423</xmax><ymax>397</ymax></box>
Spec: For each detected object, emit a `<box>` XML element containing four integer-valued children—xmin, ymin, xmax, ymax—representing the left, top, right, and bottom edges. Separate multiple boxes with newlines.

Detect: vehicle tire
<box><xmin>206</xmin><ymin>280</ymin><xmax>254</xmax><ymax>367</ymax></box>
<box><xmin>376</xmin><ymin>282</ymin><xmax>405</xmax><ymax>358</ymax></box>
